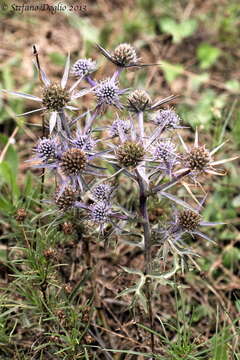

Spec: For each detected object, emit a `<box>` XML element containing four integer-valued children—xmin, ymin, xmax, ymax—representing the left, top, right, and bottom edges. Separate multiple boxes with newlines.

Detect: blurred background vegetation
<box><xmin>0</xmin><ymin>0</ymin><xmax>240</xmax><ymax>358</ymax></box>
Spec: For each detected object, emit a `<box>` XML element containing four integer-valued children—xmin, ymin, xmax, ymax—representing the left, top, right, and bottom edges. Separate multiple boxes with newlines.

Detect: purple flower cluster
<box><xmin>3</xmin><ymin>43</ymin><xmax>238</xmax><ymax>270</ymax></box>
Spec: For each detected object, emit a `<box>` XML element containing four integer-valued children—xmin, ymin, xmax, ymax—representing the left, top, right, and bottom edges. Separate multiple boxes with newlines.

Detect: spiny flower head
<box><xmin>90</xmin><ymin>201</ymin><xmax>110</xmax><ymax>224</ymax></box>
<box><xmin>110</xmin><ymin>119</ymin><xmax>130</xmax><ymax>137</ymax></box>
<box><xmin>177</xmin><ymin>209</ymin><xmax>202</xmax><ymax>231</ymax></box>
<box><xmin>112</xmin><ymin>43</ymin><xmax>138</xmax><ymax>67</ymax></box>
<box><xmin>127</xmin><ymin>89</ymin><xmax>152</xmax><ymax>112</ymax></box>
<box><xmin>116</xmin><ymin>141</ymin><xmax>145</xmax><ymax>168</ymax></box>
<box><xmin>42</xmin><ymin>83</ymin><xmax>70</xmax><ymax>112</ymax></box>
<box><xmin>72</xmin><ymin>133</ymin><xmax>95</xmax><ymax>152</ymax></box>
<box><xmin>60</xmin><ymin>148</ymin><xmax>87</xmax><ymax>176</ymax></box>
<box><xmin>34</xmin><ymin>137</ymin><xmax>58</xmax><ymax>162</ymax></box>
<box><xmin>153</xmin><ymin>109</ymin><xmax>180</xmax><ymax>129</ymax></box>
<box><xmin>91</xmin><ymin>184</ymin><xmax>112</xmax><ymax>202</ymax></box>
<box><xmin>71</xmin><ymin>58</ymin><xmax>97</xmax><ymax>77</ymax></box>
<box><xmin>55</xmin><ymin>187</ymin><xmax>76</xmax><ymax>211</ymax></box>
<box><xmin>178</xmin><ymin>129</ymin><xmax>238</xmax><ymax>178</ymax></box>
<box><xmin>94</xmin><ymin>77</ymin><xmax>123</xmax><ymax>108</ymax></box>
<box><xmin>185</xmin><ymin>145</ymin><xmax>211</xmax><ymax>171</ymax></box>
<box><xmin>153</xmin><ymin>140</ymin><xmax>176</xmax><ymax>162</ymax></box>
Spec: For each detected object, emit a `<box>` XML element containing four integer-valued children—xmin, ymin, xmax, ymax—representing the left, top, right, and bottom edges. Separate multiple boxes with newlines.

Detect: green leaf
<box><xmin>161</xmin><ymin>61</ymin><xmax>184</xmax><ymax>84</ymax></box>
<box><xmin>159</xmin><ymin>17</ymin><xmax>197</xmax><ymax>43</ymax></box>
<box><xmin>0</xmin><ymin>161</ymin><xmax>20</xmax><ymax>201</ymax></box>
<box><xmin>197</xmin><ymin>43</ymin><xmax>221</xmax><ymax>69</ymax></box>
<box><xmin>211</xmin><ymin>328</ymin><xmax>230</xmax><ymax>360</ymax></box>
<box><xmin>0</xmin><ymin>194</ymin><xmax>14</xmax><ymax>213</ymax></box>
<box><xmin>116</xmin><ymin>285</ymin><xmax>137</xmax><ymax>298</ymax></box>
<box><xmin>222</xmin><ymin>247</ymin><xmax>240</xmax><ymax>269</ymax></box>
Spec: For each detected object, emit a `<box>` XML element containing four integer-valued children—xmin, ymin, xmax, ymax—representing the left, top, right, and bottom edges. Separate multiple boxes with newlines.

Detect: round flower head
<box><xmin>60</xmin><ymin>148</ymin><xmax>87</xmax><ymax>177</ymax></box>
<box><xmin>91</xmin><ymin>184</ymin><xmax>112</xmax><ymax>202</ymax></box>
<box><xmin>185</xmin><ymin>145</ymin><xmax>211</xmax><ymax>172</ymax></box>
<box><xmin>42</xmin><ymin>83</ymin><xmax>70</xmax><ymax>112</ymax></box>
<box><xmin>96</xmin><ymin>43</ymin><xmax>155</xmax><ymax>68</ymax></box>
<box><xmin>33</xmin><ymin>137</ymin><xmax>58</xmax><ymax>162</ymax></box>
<box><xmin>110</xmin><ymin>119</ymin><xmax>130</xmax><ymax>138</ymax></box>
<box><xmin>127</xmin><ymin>89</ymin><xmax>152</xmax><ymax>112</ymax></box>
<box><xmin>153</xmin><ymin>140</ymin><xmax>176</xmax><ymax>162</ymax></box>
<box><xmin>2</xmin><ymin>54</ymin><xmax>93</xmax><ymax>135</ymax></box>
<box><xmin>90</xmin><ymin>201</ymin><xmax>110</xmax><ymax>224</ymax></box>
<box><xmin>55</xmin><ymin>186</ymin><xmax>76</xmax><ymax>211</ymax></box>
<box><xmin>177</xmin><ymin>129</ymin><xmax>239</xmax><ymax>179</ymax></box>
<box><xmin>112</xmin><ymin>43</ymin><xmax>138</xmax><ymax>67</ymax></box>
<box><xmin>116</xmin><ymin>141</ymin><xmax>145</xmax><ymax>168</ymax></box>
<box><xmin>72</xmin><ymin>132</ymin><xmax>96</xmax><ymax>152</ymax></box>
<box><xmin>71</xmin><ymin>58</ymin><xmax>97</xmax><ymax>77</ymax></box>
<box><xmin>177</xmin><ymin>209</ymin><xmax>202</xmax><ymax>232</ymax></box>
<box><xmin>153</xmin><ymin>109</ymin><xmax>181</xmax><ymax>129</ymax></box>
<box><xmin>94</xmin><ymin>77</ymin><xmax>124</xmax><ymax>109</ymax></box>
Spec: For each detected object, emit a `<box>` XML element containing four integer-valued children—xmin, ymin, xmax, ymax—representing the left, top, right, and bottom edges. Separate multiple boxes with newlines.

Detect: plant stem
<box><xmin>138</xmin><ymin>175</ymin><xmax>151</xmax><ymax>272</ymax></box>
<box><xmin>136</xmin><ymin>170</ymin><xmax>155</xmax><ymax>353</ymax></box>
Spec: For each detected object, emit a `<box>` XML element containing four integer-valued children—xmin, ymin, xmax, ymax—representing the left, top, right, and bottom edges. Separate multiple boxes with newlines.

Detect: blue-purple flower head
<box><xmin>91</xmin><ymin>183</ymin><xmax>112</xmax><ymax>202</ymax></box>
<box><xmin>152</xmin><ymin>140</ymin><xmax>176</xmax><ymax>163</ymax></box>
<box><xmin>110</xmin><ymin>118</ymin><xmax>130</xmax><ymax>138</ymax></box>
<box><xmin>90</xmin><ymin>201</ymin><xmax>111</xmax><ymax>224</ymax></box>
<box><xmin>94</xmin><ymin>77</ymin><xmax>126</xmax><ymax>109</ymax></box>
<box><xmin>33</xmin><ymin>137</ymin><xmax>59</xmax><ymax>162</ymax></box>
<box><xmin>153</xmin><ymin>109</ymin><xmax>180</xmax><ymax>129</ymax></box>
<box><xmin>71</xmin><ymin>58</ymin><xmax>97</xmax><ymax>78</ymax></box>
<box><xmin>71</xmin><ymin>130</ymin><xmax>96</xmax><ymax>152</ymax></box>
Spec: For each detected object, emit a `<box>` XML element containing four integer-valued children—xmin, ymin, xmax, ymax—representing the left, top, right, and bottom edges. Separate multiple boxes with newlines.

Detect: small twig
<box><xmin>0</xmin><ymin>127</ymin><xmax>19</xmax><ymax>163</ymax></box>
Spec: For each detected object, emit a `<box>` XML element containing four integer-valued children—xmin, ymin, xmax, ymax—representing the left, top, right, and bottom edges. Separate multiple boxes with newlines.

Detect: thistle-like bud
<box><xmin>153</xmin><ymin>141</ymin><xmax>176</xmax><ymax>162</ymax></box>
<box><xmin>71</xmin><ymin>58</ymin><xmax>97</xmax><ymax>77</ymax></box>
<box><xmin>62</xmin><ymin>222</ymin><xmax>75</xmax><ymax>235</ymax></box>
<box><xmin>34</xmin><ymin>138</ymin><xmax>57</xmax><ymax>162</ymax></box>
<box><xmin>94</xmin><ymin>77</ymin><xmax>121</xmax><ymax>106</ymax></box>
<box><xmin>91</xmin><ymin>184</ymin><xmax>112</xmax><ymax>202</ymax></box>
<box><xmin>153</xmin><ymin>109</ymin><xmax>180</xmax><ymax>129</ymax></box>
<box><xmin>185</xmin><ymin>146</ymin><xmax>211</xmax><ymax>171</ymax></box>
<box><xmin>112</xmin><ymin>43</ymin><xmax>137</xmax><ymax>66</ymax></box>
<box><xmin>127</xmin><ymin>89</ymin><xmax>152</xmax><ymax>112</ymax></box>
<box><xmin>116</xmin><ymin>141</ymin><xmax>145</xmax><ymax>168</ymax></box>
<box><xmin>43</xmin><ymin>247</ymin><xmax>58</xmax><ymax>261</ymax></box>
<box><xmin>15</xmin><ymin>208</ymin><xmax>27</xmax><ymax>222</ymax></box>
<box><xmin>178</xmin><ymin>210</ymin><xmax>201</xmax><ymax>231</ymax></box>
<box><xmin>60</xmin><ymin>148</ymin><xmax>87</xmax><ymax>176</ymax></box>
<box><xmin>90</xmin><ymin>201</ymin><xmax>110</xmax><ymax>224</ymax></box>
<box><xmin>55</xmin><ymin>187</ymin><xmax>76</xmax><ymax>211</ymax></box>
<box><xmin>110</xmin><ymin>119</ymin><xmax>130</xmax><ymax>137</ymax></box>
<box><xmin>42</xmin><ymin>83</ymin><xmax>70</xmax><ymax>112</ymax></box>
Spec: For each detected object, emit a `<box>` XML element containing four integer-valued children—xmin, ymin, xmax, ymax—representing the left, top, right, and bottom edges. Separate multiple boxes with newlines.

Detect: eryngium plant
<box><xmin>2</xmin><ymin>42</ymin><xmax>238</xmax><ymax>352</ymax></box>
